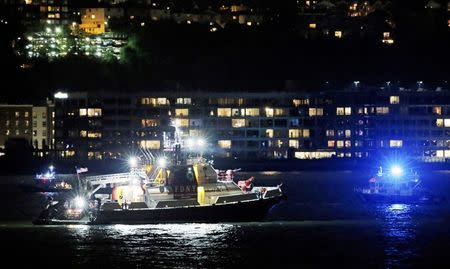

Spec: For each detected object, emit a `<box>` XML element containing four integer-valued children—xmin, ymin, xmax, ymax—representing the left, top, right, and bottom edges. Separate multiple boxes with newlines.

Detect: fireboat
<box><xmin>33</xmin><ymin>141</ymin><xmax>286</xmax><ymax>225</ymax></box>
<box><xmin>354</xmin><ymin>165</ymin><xmax>442</xmax><ymax>204</ymax></box>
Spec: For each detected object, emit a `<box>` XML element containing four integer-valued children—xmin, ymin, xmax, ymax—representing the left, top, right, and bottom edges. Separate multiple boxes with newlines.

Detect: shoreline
<box><xmin>1</xmin><ymin>157</ymin><xmax>450</xmax><ymax>175</ymax></box>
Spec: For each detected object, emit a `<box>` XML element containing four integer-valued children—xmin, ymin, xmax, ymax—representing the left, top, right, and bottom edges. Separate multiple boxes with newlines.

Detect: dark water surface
<box><xmin>1</xmin><ymin>171</ymin><xmax>450</xmax><ymax>268</ymax></box>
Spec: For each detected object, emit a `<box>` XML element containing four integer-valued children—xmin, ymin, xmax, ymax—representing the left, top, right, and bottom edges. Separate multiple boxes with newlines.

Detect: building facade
<box><xmin>0</xmin><ymin>102</ymin><xmax>54</xmax><ymax>156</ymax></box>
<box><xmin>79</xmin><ymin>8</ymin><xmax>106</xmax><ymax>35</ymax></box>
<box><xmin>0</xmin><ymin>105</ymin><xmax>33</xmax><ymax>155</ymax></box>
<box><xmin>52</xmin><ymin>87</ymin><xmax>450</xmax><ymax>162</ymax></box>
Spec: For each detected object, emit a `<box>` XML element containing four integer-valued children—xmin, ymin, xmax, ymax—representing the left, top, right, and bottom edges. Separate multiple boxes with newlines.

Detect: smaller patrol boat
<box><xmin>20</xmin><ymin>165</ymin><xmax>73</xmax><ymax>193</ymax></box>
<box><xmin>355</xmin><ymin>165</ymin><xmax>443</xmax><ymax>204</ymax></box>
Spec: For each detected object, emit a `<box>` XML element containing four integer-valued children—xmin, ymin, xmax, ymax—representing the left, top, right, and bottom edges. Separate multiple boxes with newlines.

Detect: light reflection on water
<box><xmin>377</xmin><ymin>204</ymin><xmax>418</xmax><ymax>269</ymax></box>
<box><xmin>67</xmin><ymin>223</ymin><xmax>240</xmax><ymax>268</ymax></box>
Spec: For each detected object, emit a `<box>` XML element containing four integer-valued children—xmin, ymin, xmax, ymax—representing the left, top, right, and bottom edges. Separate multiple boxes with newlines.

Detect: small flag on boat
<box><xmin>76</xmin><ymin>167</ymin><xmax>88</xmax><ymax>174</ymax></box>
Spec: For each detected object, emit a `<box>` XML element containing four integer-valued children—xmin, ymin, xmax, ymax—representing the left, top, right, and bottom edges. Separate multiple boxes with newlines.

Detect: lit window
<box><xmin>141</xmin><ymin>98</ymin><xmax>169</xmax><ymax>106</ymax></box>
<box><xmin>309</xmin><ymin>108</ymin><xmax>323</xmax><ymax>116</ymax></box>
<box><xmin>141</xmin><ymin>119</ymin><xmax>158</xmax><ymax>127</ymax></box>
<box><xmin>232</xmin><ymin>119</ymin><xmax>246</xmax><ymax>128</ymax></box>
<box><xmin>80</xmin><ymin>130</ymin><xmax>87</xmax><ymax>137</ymax></box>
<box><xmin>217</xmin><ymin>108</ymin><xmax>231</xmax><ymax>117</ymax></box>
<box><xmin>91</xmin><ymin>15</ymin><xmax>96</xmax><ymax>19</ymax></box>
<box><xmin>265</xmin><ymin>108</ymin><xmax>274</xmax><ymax>117</ymax></box>
<box><xmin>87</xmin><ymin>152</ymin><xmax>102</xmax><ymax>160</ymax></box>
<box><xmin>266</xmin><ymin>129</ymin><xmax>274</xmax><ymax>138</ymax></box>
<box><xmin>442</xmin><ymin>148</ymin><xmax>450</xmax><ymax>158</ymax></box>
<box><xmin>293</xmin><ymin>99</ymin><xmax>309</xmax><ymax>106</ymax></box>
<box><xmin>24</xmin><ymin>112</ymin><xmax>29</xmax><ymax>117</ymax></box>
<box><xmin>79</xmin><ymin>109</ymin><xmax>87</xmax><ymax>116</ymax></box>
<box><xmin>87</xmin><ymin>132</ymin><xmax>102</xmax><ymax>138</ymax></box>
<box><xmin>64</xmin><ymin>150</ymin><xmax>75</xmax><ymax>157</ymax></box>
<box><xmin>326</xmin><ymin>130</ymin><xmax>334</xmax><ymax>137</ymax></box>
<box><xmin>344</xmin><ymin>107</ymin><xmax>351</xmax><ymax>115</ymax></box>
<box><xmin>376</xmin><ymin>107</ymin><xmax>389</xmax><ymax>114</ymax></box>
<box><xmin>140</xmin><ymin>140</ymin><xmax>160</xmax><ymax>149</ymax></box>
<box><xmin>289</xmin><ymin>140</ymin><xmax>299</xmax><ymax>148</ymax></box>
<box><xmin>433</xmin><ymin>106</ymin><xmax>442</xmax><ymax>115</ymax></box>
<box><xmin>303</xmin><ymin>129</ymin><xmax>310</xmax><ymax>138</ymax></box>
<box><xmin>345</xmin><ymin>140</ymin><xmax>352</xmax><ymax>148</ymax></box>
<box><xmin>390</xmin><ymin>140</ymin><xmax>403</xmax><ymax>148</ymax></box>
<box><xmin>157</xmin><ymin>98</ymin><xmax>168</xmax><ymax>105</ymax></box>
<box><xmin>436</xmin><ymin>119</ymin><xmax>443</xmax><ymax>127</ymax></box>
<box><xmin>245</xmin><ymin>108</ymin><xmax>260</xmax><ymax>116</ymax></box>
<box><xmin>218</xmin><ymin>140</ymin><xmax>231</xmax><ymax>149</ymax></box>
<box><xmin>309</xmin><ymin>23</ymin><xmax>316</xmax><ymax>29</ymax></box>
<box><xmin>328</xmin><ymin>140</ymin><xmax>335</xmax><ymax>148</ymax></box>
<box><xmin>337</xmin><ymin>140</ymin><xmax>344</xmax><ymax>148</ymax></box>
<box><xmin>289</xmin><ymin>129</ymin><xmax>301</xmax><ymax>138</ymax></box>
<box><xmin>276</xmin><ymin>140</ymin><xmax>283</xmax><ymax>148</ymax></box>
<box><xmin>336</xmin><ymin>107</ymin><xmax>345</xmax><ymax>115</ymax></box>
<box><xmin>175</xmin><ymin>109</ymin><xmax>189</xmax><ymax>117</ymax></box>
<box><xmin>445</xmin><ymin>119</ymin><xmax>450</xmax><ymax>127</ymax></box>
<box><xmin>176</xmin><ymin>98</ymin><xmax>191</xmax><ymax>105</ymax></box>
<box><xmin>335</xmin><ymin>31</ymin><xmax>342</xmax><ymax>38</ymax></box>
<box><xmin>383</xmin><ymin>32</ymin><xmax>390</xmax><ymax>39</ymax></box>
<box><xmin>390</xmin><ymin>96</ymin><xmax>400</xmax><ymax>104</ymax></box>
<box><xmin>345</xmin><ymin>130</ymin><xmax>351</xmax><ymax>138</ymax></box>
<box><xmin>174</xmin><ymin>118</ymin><xmax>189</xmax><ymax>127</ymax></box>
<box><xmin>87</xmin><ymin>108</ymin><xmax>102</xmax><ymax>117</ymax></box>
<box><xmin>15</xmin><ymin>112</ymin><xmax>20</xmax><ymax>117</ymax></box>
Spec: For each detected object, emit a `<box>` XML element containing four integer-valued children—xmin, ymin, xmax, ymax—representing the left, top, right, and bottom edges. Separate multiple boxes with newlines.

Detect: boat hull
<box><xmin>357</xmin><ymin>192</ymin><xmax>443</xmax><ymax>204</ymax></box>
<box><xmin>93</xmin><ymin>196</ymin><xmax>283</xmax><ymax>224</ymax></box>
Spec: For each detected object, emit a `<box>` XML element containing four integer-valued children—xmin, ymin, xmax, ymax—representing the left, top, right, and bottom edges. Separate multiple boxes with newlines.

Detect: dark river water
<box><xmin>1</xmin><ymin>171</ymin><xmax>450</xmax><ymax>268</ymax></box>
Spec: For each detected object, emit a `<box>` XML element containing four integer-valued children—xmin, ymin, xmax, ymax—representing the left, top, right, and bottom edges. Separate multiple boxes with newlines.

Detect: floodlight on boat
<box><xmin>390</xmin><ymin>165</ymin><xmax>403</xmax><ymax>177</ymax></box>
<box><xmin>196</xmin><ymin>138</ymin><xmax>206</xmax><ymax>147</ymax></box>
<box><xmin>74</xmin><ymin>196</ymin><xmax>85</xmax><ymax>209</ymax></box>
<box><xmin>157</xmin><ymin>157</ymin><xmax>167</xmax><ymax>168</ymax></box>
<box><xmin>128</xmin><ymin>156</ymin><xmax>138</xmax><ymax>168</ymax></box>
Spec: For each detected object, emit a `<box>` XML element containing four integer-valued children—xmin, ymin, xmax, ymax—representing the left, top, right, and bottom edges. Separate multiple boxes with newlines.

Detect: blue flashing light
<box><xmin>391</xmin><ymin>165</ymin><xmax>403</xmax><ymax>177</ymax></box>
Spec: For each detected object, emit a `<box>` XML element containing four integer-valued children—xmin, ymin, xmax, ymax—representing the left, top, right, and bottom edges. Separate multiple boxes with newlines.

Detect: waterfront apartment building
<box><xmin>0</xmin><ymin>101</ymin><xmax>55</xmax><ymax>156</ymax></box>
<box><xmin>52</xmin><ymin>87</ymin><xmax>450</xmax><ymax>162</ymax></box>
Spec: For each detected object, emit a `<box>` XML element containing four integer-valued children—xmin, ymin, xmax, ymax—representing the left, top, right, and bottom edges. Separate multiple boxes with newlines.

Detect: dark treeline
<box><xmin>0</xmin><ymin>0</ymin><xmax>449</xmax><ymax>103</ymax></box>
